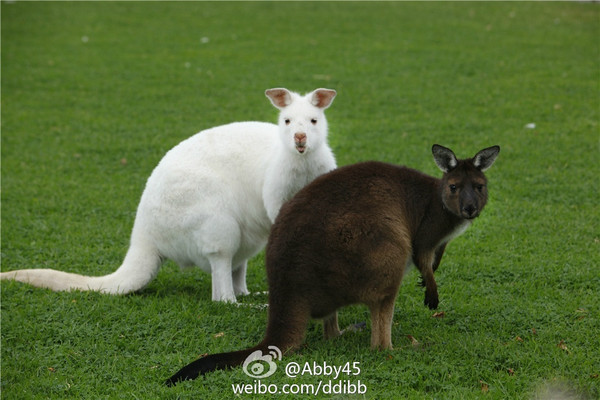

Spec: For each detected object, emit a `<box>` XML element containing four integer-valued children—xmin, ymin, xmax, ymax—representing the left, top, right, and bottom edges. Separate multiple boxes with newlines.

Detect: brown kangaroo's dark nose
<box><xmin>462</xmin><ymin>204</ymin><xmax>477</xmax><ymax>218</ymax></box>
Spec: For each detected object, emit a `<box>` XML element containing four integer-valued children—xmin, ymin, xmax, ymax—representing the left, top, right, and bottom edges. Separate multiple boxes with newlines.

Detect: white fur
<box><xmin>438</xmin><ymin>220</ymin><xmax>472</xmax><ymax>247</ymax></box>
<box><xmin>405</xmin><ymin>221</ymin><xmax>471</xmax><ymax>273</ymax></box>
<box><xmin>1</xmin><ymin>88</ymin><xmax>337</xmax><ymax>302</ymax></box>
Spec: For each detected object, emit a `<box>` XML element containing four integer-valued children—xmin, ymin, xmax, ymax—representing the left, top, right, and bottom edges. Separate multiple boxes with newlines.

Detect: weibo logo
<box><xmin>242</xmin><ymin>345</ymin><xmax>282</xmax><ymax>378</ymax></box>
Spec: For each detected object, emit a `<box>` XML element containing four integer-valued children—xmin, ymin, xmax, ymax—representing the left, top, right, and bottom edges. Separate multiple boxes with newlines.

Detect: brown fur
<box><xmin>166</xmin><ymin>144</ymin><xmax>499</xmax><ymax>385</ymax></box>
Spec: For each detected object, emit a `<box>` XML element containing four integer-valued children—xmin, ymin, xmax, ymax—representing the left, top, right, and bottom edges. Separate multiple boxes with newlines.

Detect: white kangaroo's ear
<box><xmin>432</xmin><ymin>144</ymin><xmax>458</xmax><ymax>172</ymax></box>
<box><xmin>310</xmin><ymin>88</ymin><xmax>337</xmax><ymax>109</ymax></box>
<box><xmin>473</xmin><ymin>145</ymin><xmax>500</xmax><ymax>171</ymax></box>
<box><xmin>265</xmin><ymin>88</ymin><xmax>293</xmax><ymax>109</ymax></box>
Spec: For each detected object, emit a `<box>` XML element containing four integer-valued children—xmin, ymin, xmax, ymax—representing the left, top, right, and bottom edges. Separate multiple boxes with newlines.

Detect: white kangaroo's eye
<box><xmin>310</xmin><ymin>118</ymin><xmax>317</xmax><ymax>125</ymax></box>
<box><xmin>284</xmin><ymin>119</ymin><xmax>291</xmax><ymax>125</ymax></box>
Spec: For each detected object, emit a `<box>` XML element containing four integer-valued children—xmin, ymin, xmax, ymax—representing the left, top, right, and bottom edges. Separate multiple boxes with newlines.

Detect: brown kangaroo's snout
<box><xmin>451</xmin><ymin>178</ymin><xmax>486</xmax><ymax>219</ymax></box>
<box><xmin>459</xmin><ymin>181</ymin><xmax>484</xmax><ymax>219</ymax></box>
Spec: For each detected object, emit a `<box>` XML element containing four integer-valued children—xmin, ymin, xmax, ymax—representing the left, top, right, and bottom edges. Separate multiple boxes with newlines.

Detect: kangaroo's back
<box><xmin>266</xmin><ymin>162</ymin><xmax>437</xmax><ymax>317</ymax></box>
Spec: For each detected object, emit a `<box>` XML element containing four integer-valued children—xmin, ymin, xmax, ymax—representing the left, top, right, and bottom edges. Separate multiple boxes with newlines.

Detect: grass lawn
<box><xmin>1</xmin><ymin>2</ymin><xmax>598</xmax><ymax>399</ymax></box>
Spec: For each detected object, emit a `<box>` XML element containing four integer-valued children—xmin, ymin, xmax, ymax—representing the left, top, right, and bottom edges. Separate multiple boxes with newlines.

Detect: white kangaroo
<box><xmin>0</xmin><ymin>88</ymin><xmax>338</xmax><ymax>302</ymax></box>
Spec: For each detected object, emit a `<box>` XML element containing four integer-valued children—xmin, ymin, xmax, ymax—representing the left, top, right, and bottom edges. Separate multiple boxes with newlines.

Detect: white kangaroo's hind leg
<box><xmin>197</xmin><ymin>215</ymin><xmax>241</xmax><ymax>302</ymax></box>
<box><xmin>232</xmin><ymin>260</ymin><xmax>249</xmax><ymax>296</ymax></box>
<box><xmin>208</xmin><ymin>255</ymin><xmax>237</xmax><ymax>303</ymax></box>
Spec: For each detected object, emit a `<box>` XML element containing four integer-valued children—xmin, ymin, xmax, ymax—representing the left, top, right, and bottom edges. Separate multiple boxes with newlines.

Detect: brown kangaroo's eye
<box><xmin>284</xmin><ymin>119</ymin><xmax>291</xmax><ymax>125</ymax></box>
<box><xmin>449</xmin><ymin>184</ymin><xmax>457</xmax><ymax>193</ymax></box>
<box><xmin>311</xmin><ymin>118</ymin><xmax>317</xmax><ymax>125</ymax></box>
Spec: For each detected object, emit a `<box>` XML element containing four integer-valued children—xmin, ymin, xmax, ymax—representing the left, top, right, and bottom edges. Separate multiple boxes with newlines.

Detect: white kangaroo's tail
<box><xmin>0</xmin><ymin>239</ymin><xmax>161</xmax><ymax>294</ymax></box>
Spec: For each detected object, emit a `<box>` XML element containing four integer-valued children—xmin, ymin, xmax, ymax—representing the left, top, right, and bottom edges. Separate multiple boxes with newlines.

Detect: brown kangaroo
<box><xmin>166</xmin><ymin>144</ymin><xmax>500</xmax><ymax>385</ymax></box>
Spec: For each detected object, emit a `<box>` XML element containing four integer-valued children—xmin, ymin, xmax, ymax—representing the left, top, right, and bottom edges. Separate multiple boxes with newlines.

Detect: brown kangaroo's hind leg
<box><xmin>323</xmin><ymin>312</ymin><xmax>342</xmax><ymax>339</ymax></box>
<box><xmin>368</xmin><ymin>294</ymin><xmax>397</xmax><ymax>350</ymax></box>
<box><xmin>324</xmin><ymin>312</ymin><xmax>368</xmax><ymax>340</ymax></box>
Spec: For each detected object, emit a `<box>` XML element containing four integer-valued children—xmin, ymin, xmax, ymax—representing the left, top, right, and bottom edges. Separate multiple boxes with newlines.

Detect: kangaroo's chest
<box><xmin>438</xmin><ymin>220</ymin><xmax>472</xmax><ymax>247</ymax></box>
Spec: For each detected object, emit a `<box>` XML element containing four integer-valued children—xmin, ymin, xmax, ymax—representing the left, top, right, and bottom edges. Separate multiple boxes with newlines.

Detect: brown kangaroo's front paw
<box><xmin>424</xmin><ymin>293</ymin><xmax>439</xmax><ymax>309</ymax></box>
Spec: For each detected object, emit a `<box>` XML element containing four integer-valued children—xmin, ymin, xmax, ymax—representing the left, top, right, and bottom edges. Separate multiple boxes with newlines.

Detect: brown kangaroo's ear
<box><xmin>432</xmin><ymin>144</ymin><xmax>458</xmax><ymax>172</ymax></box>
<box><xmin>473</xmin><ymin>146</ymin><xmax>500</xmax><ymax>171</ymax></box>
<box><xmin>310</xmin><ymin>88</ymin><xmax>337</xmax><ymax>109</ymax></box>
<box><xmin>265</xmin><ymin>88</ymin><xmax>293</xmax><ymax>109</ymax></box>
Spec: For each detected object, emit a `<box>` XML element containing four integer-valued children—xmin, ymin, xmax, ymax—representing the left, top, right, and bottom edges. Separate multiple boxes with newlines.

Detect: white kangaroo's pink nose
<box><xmin>294</xmin><ymin>133</ymin><xmax>307</xmax><ymax>153</ymax></box>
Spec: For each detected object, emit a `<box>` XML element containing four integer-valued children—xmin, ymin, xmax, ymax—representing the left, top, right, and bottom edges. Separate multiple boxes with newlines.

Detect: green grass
<box><xmin>1</xmin><ymin>2</ymin><xmax>598</xmax><ymax>399</ymax></box>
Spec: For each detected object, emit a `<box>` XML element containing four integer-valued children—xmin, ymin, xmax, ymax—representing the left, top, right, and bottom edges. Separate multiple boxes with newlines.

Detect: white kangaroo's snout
<box><xmin>294</xmin><ymin>132</ymin><xmax>307</xmax><ymax>153</ymax></box>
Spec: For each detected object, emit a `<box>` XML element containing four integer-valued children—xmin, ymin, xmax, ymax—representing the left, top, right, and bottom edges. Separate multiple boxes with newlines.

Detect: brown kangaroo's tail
<box><xmin>165</xmin><ymin>344</ymin><xmax>265</xmax><ymax>386</ymax></box>
<box><xmin>165</xmin><ymin>299</ymin><xmax>310</xmax><ymax>386</ymax></box>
